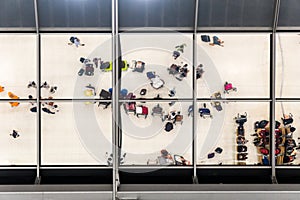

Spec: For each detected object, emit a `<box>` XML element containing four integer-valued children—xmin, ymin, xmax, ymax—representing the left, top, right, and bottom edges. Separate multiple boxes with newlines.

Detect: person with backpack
<box><xmin>68</xmin><ymin>36</ymin><xmax>85</xmax><ymax>47</ymax></box>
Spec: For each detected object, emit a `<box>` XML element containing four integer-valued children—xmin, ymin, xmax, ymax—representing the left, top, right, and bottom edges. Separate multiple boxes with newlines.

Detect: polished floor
<box><xmin>0</xmin><ymin>33</ymin><xmax>298</xmax><ymax>166</ymax></box>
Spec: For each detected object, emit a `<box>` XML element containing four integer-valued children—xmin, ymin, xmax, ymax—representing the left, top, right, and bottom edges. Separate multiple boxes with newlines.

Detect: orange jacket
<box><xmin>8</xmin><ymin>92</ymin><xmax>20</xmax><ymax>107</ymax></box>
<box><xmin>8</xmin><ymin>92</ymin><xmax>19</xmax><ymax>99</ymax></box>
<box><xmin>0</xmin><ymin>86</ymin><xmax>4</xmax><ymax>92</ymax></box>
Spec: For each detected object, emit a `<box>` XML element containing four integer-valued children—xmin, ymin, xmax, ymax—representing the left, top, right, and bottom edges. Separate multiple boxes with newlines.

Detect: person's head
<box><xmin>54</xmin><ymin>105</ymin><xmax>58</xmax><ymax>108</ymax></box>
<box><xmin>290</xmin><ymin>127</ymin><xmax>296</xmax><ymax>132</ymax></box>
<box><xmin>28</xmin><ymin>95</ymin><xmax>33</xmax><ymax>99</ymax></box>
<box><xmin>161</xmin><ymin>149</ymin><xmax>169</xmax><ymax>157</ymax></box>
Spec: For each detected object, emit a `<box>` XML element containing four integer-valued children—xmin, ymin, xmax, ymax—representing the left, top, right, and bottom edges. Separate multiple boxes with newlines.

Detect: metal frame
<box><xmin>5</xmin><ymin>0</ymin><xmax>300</xmax><ymax>196</ymax></box>
<box><xmin>270</xmin><ymin>0</ymin><xmax>281</xmax><ymax>184</ymax></box>
<box><xmin>33</xmin><ymin>0</ymin><xmax>41</xmax><ymax>185</ymax></box>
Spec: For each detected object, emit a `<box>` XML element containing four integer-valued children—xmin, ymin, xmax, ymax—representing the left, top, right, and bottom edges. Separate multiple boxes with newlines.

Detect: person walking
<box><xmin>10</xmin><ymin>130</ymin><xmax>20</xmax><ymax>138</ymax></box>
<box><xmin>68</xmin><ymin>36</ymin><xmax>85</xmax><ymax>47</ymax></box>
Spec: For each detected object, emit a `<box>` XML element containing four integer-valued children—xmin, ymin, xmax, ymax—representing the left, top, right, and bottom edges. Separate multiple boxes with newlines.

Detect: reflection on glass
<box><xmin>276</xmin><ymin>102</ymin><xmax>300</xmax><ymax>165</ymax></box>
<box><xmin>197</xmin><ymin>33</ymin><xmax>270</xmax><ymax>98</ymax></box>
<box><xmin>120</xmin><ymin>101</ymin><xmax>193</xmax><ymax>166</ymax></box>
<box><xmin>41</xmin><ymin>34</ymin><xmax>112</xmax><ymax>99</ymax></box>
<box><xmin>197</xmin><ymin>102</ymin><xmax>269</xmax><ymax>165</ymax></box>
<box><xmin>41</xmin><ymin>102</ymin><xmax>112</xmax><ymax>165</ymax></box>
<box><xmin>0</xmin><ymin>103</ymin><xmax>36</xmax><ymax>165</ymax></box>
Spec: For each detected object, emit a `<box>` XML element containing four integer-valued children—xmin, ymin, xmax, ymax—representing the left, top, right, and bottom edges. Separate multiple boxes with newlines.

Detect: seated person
<box><xmin>161</xmin><ymin>149</ymin><xmax>173</xmax><ymax>162</ymax></box>
<box><xmin>179</xmin><ymin>64</ymin><xmax>189</xmax><ymax>77</ymax></box>
<box><xmin>199</xmin><ymin>103</ymin><xmax>210</xmax><ymax>117</ymax></box>
<box><xmin>237</xmin><ymin>153</ymin><xmax>248</xmax><ymax>160</ymax></box>
<box><xmin>236</xmin><ymin>135</ymin><xmax>248</xmax><ymax>145</ymax></box>
<box><xmin>0</xmin><ymin>85</ymin><xmax>4</xmax><ymax>93</ymax></box>
<box><xmin>282</xmin><ymin>113</ymin><xmax>293</xmax><ymax>126</ymax></box>
<box><xmin>209</xmin><ymin>36</ymin><xmax>224</xmax><ymax>47</ymax></box>
<box><xmin>84</xmin><ymin>84</ymin><xmax>96</xmax><ymax>96</ymax></box>
<box><xmin>174</xmin><ymin>155</ymin><xmax>191</xmax><ymax>165</ymax></box>
<box><xmin>196</xmin><ymin>64</ymin><xmax>204</xmax><ymax>79</ymax></box>
<box><xmin>169</xmin><ymin>64</ymin><xmax>180</xmax><ymax>74</ymax></box>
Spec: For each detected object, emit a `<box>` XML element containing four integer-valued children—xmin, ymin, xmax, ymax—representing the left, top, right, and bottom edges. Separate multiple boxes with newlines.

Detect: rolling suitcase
<box><xmin>78</xmin><ymin>68</ymin><xmax>85</xmax><ymax>76</ymax></box>
<box><xmin>201</xmin><ymin>35</ymin><xmax>210</xmax><ymax>42</ymax></box>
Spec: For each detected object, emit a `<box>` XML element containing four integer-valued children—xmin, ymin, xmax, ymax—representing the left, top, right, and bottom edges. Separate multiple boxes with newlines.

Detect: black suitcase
<box><xmin>201</xmin><ymin>35</ymin><xmax>210</xmax><ymax>42</ymax></box>
<box><xmin>78</xmin><ymin>68</ymin><xmax>85</xmax><ymax>76</ymax></box>
<box><xmin>165</xmin><ymin>122</ymin><xmax>174</xmax><ymax>132</ymax></box>
<box><xmin>215</xmin><ymin>147</ymin><xmax>223</xmax><ymax>154</ymax></box>
<box><xmin>208</xmin><ymin>152</ymin><xmax>215</xmax><ymax>159</ymax></box>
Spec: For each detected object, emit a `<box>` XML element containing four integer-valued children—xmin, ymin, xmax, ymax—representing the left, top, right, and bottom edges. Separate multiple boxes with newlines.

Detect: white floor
<box><xmin>1</xmin><ymin>33</ymin><xmax>298</xmax><ymax>166</ymax></box>
<box><xmin>197</xmin><ymin>33</ymin><xmax>270</xmax><ymax>98</ymax></box>
<box><xmin>276</xmin><ymin>33</ymin><xmax>300</xmax><ymax>98</ymax></box>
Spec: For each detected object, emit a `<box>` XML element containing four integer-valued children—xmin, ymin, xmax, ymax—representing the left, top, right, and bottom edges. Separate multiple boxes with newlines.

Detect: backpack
<box><xmin>165</xmin><ymin>122</ymin><xmax>173</xmax><ymax>132</ymax></box>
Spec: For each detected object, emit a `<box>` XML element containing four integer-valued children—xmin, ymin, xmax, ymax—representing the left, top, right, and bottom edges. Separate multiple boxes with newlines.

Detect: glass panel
<box><xmin>0</xmin><ymin>34</ymin><xmax>37</xmax><ymax>99</ymax></box>
<box><xmin>121</xmin><ymin>101</ymin><xmax>192</xmax><ymax>166</ymax></box>
<box><xmin>198</xmin><ymin>0</ymin><xmax>274</xmax><ymax>27</ymax></box>
<box><xmin>0</xmin><ymin>0</ymin><xmax>35</xmax><ymax>28</ymax></box>
<box><xmin>197</xmin><ymin>102</ymin><xmax>269</xmax><ymax>165</ymax></box>
<box><xmin>278</xmin><ymin>0</ymin><xmax>300</xmax><ymax>27</ymax></box>
<box><xmin>276</xmin><ymin>33</ymin><xmax>300</xmax><ymax>98</ymax></box>
<box><xmin>275</xmin><ymin>102</ymin><xmax>299</xmax><ymax>165</ymax></box>
<box><xmin>38</xmin><ymin>0</ymin><xmax>112</xmax><ymax>28</ymax></box>
<box><xmin>119</xmin><ymin>0</ymin><xmax>195</xmax><ymax>28</ymax></box>
<box><xmin>0</xmin><ymin>103</ymin><xmax>36</xmax><ymax>165</ymax></box>
<box><xmin>41</xmin><ymin>102</ymin><xmax>112</xmax><ymax>165</ymax></box>
<box><xmin>197</xmin><ymin>33</ymin><xmax>270</xmax><ymax>98</ymax></box>
<box><xmin>41</xmin><ymin>33</ymin><xmax>112</xmax><ymax>99</ymax></box>
<box><xmin>120</xmin><ymin>33</ymin><xmax>193</xmax><ymax>99</ymax></box>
